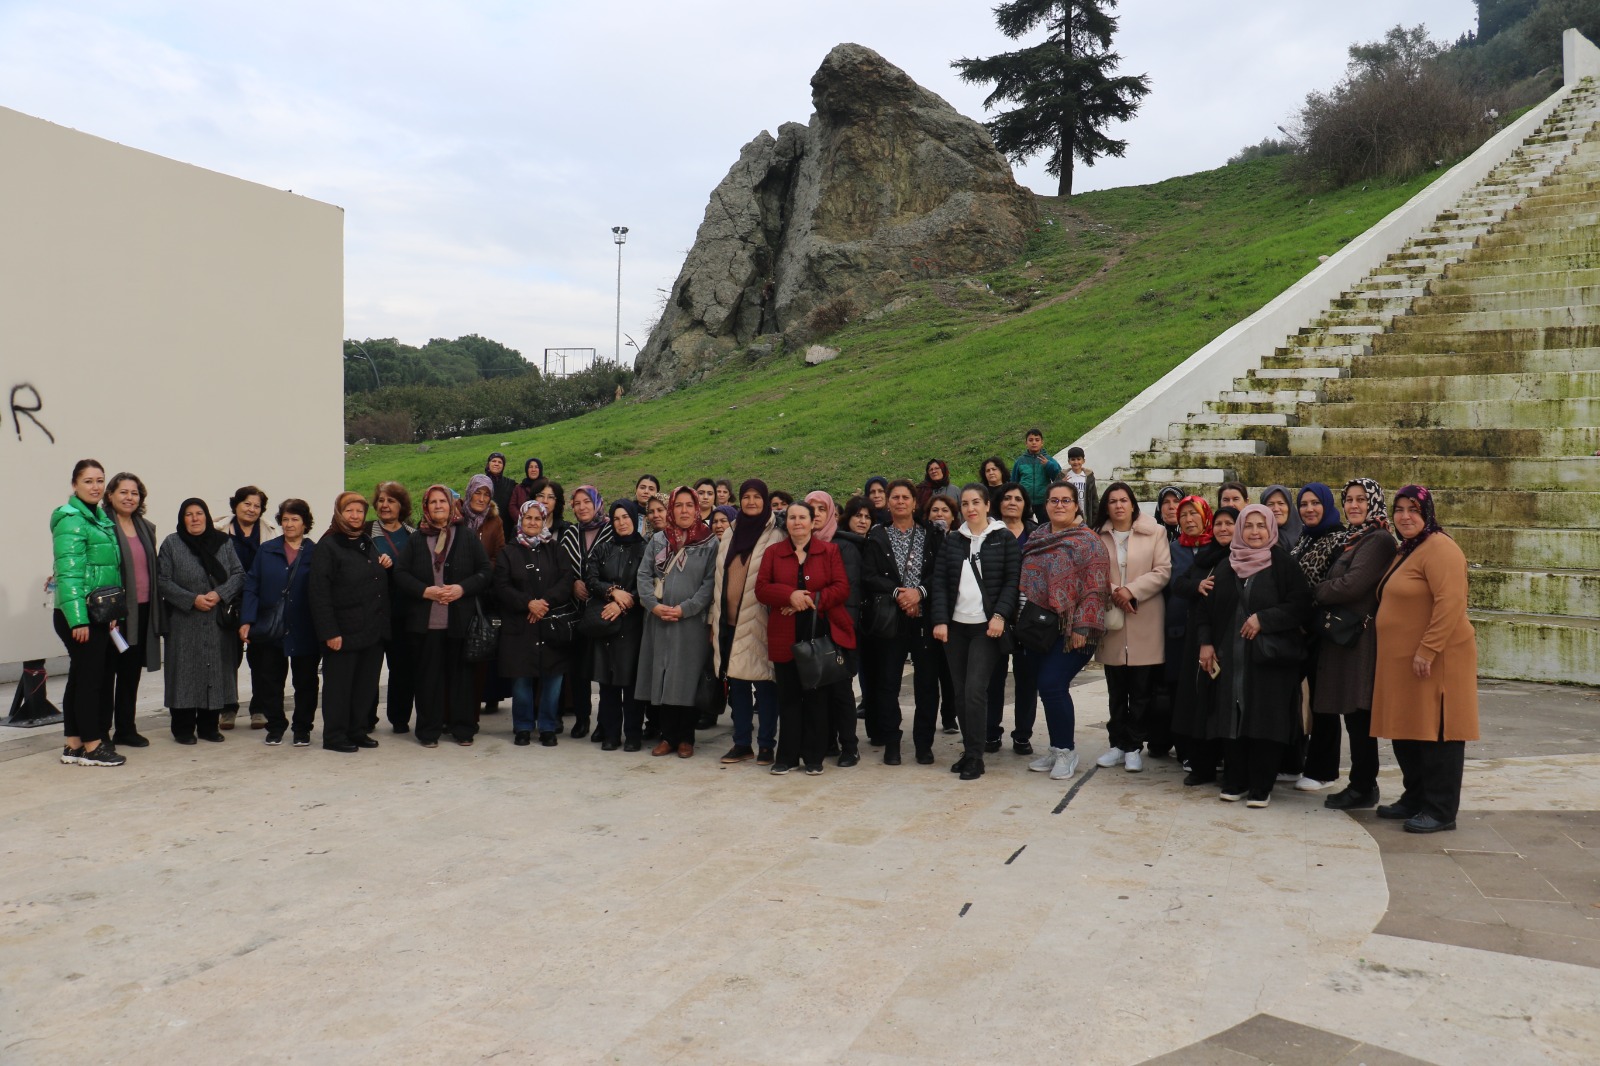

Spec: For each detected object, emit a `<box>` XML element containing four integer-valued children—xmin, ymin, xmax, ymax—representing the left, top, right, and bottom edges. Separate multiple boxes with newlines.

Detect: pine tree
<box><xmin>953</xmin><ymin>0</ymin><xmax>1151</xmax><ymax>197</ymax></box>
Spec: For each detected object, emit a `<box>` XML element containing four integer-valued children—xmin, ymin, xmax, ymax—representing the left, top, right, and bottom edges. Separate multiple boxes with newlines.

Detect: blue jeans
<box><xmin>1035</xmin><ymin>637</ymin><xmax>1093</xmax><ymax>750</ymax></box>
<box><xmin>727</xmin><ymin>678</ymin><xmax>778</xmax><ymax>749</ymax></box>
<box><xmin>512</xmin><ymin>675</ymin><xmax>565</xmax><ymax>733</ymax></box>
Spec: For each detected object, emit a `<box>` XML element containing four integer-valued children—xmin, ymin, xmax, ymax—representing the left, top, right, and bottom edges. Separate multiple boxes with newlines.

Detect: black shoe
<box><xmin>602</xmin><ymin>739</ymin><xmax>621</xmax><ymax>751</ymax></box>
<box><xmin>352</xmin><ymin>735</ymin><xmax>379</xmax><ymax>749</ymax></box>
<box><xmin>642</xmin><ymin>725</ymin><xmax>661</xmax><ymax>740</ymax></box>
<box><xmin>1325</xmin><ymin>786</ymin><xmax>1379</xmax><ymax>810</ymax></box>
<box><xmin>112</xmin><ymin>733</ymin><xmax>151</xmax><ymax>748</ymax></box>
<box><xmin>866</xmin><ymin>735</ymin><xmax>883</xmax><ymax>747</ymax></box>
<box><xmin>570</xmin><ymin>720</ymin><xmax>590</xmax><ymax>739</ymax></box>
<box><xmin>1012</xmin><ymin>739</ymin><xmax>1034</xmax><ymax>756</ymax></box>
<box><xmin>265</xmin><ymin>731</ymin><xmax>285</xmax><ymax>746</ymax></box>
<box><xmin>1404</xmin><ymin>813</ymin><xmax>1456</xmax><ymax>833</ymax></box>
<box><xmin>198</xmin><ymin>732</ymin><xmax>225</xmax><ymax>743</ymax></box>
<box><xmin>173</xmin><ymin>733</ymin><xmax>197</xmax><ymax>745</ymax></box>
<box><xmin>392</xmin><ymin>723</ymin><xmax>411</xmax><ymax>735</ymax></box>
<box><xmin>481</xmin><ymin>702</ymin><xmax>501</xmax><ymax>715</ymax></box>
<box><xmin>825</xmin><ymin>741</ymin><xmax>840</xmax><ymax>757</ymax></box>
<box><xmin>756</xmin><ymin>747</ymin><xmax>775</xmax><ymax>766</ymax></box>
<box><xmin>837</xmin><ymin>752</ymin><xmax>859</xmax><ymax>768</ymax></box>
<box><xmin>514</xmin><ymin>731</ymin><xmax>532</xmax><ymax>746</ymax></box>
<box><xmin>590</xmin><ymin>728</ymin><xmax>606</xmax><ymax>743</ymax></box>
<box><xmin>1377</xmin><ymin>801</ymin><xmax>1420</xmax><ymax>820</ymax></box>
<box><xmin>623</xmin><ymin>738</ymin><xmax>642</xmax><ymax>752</ymax></box>
<box><xmin>292</xmin><ymin>732</ymin><xmax>311</xmax><ymax>747</ymax></box>
<box><xmin>984</xmin><ymin>739</ymin><xmax>1002</xmax><ymax>754</ymax></box>
<box><xmin>950</xmin><ymin>754</ymin><xmax>970</xmax><ymax>774</ymax></box>
<box><xmin>1183</xmin><ymin>770</ymin><xmax>1217</xmax><ymax>787</ymax></box>
<box><xmin>804</xmin><ymin>764</ymin><xmax>824</xmax><ymax>776</ymax></box>
<box><xmin>770</xmin><ymin>762</ymin><xmax>792</xmax><ymax>775</ymax></box>
<box><xmin>76</xmin><ymin>745</ymin><xmax>127</xmax><ymax>767</ymax></box>
<box><xmin>960</xmin><ymin>758</ymin><xmax>985</xmax><ymax>781</ymax></box>
<box><xmin>323</xmin><ymin>741</ymin><xmax>358</xmax><ymax>753</ymax></box>
<box><xmin>916</xmin><ymin>748</ymin><xmax>935</xmax><ymax>765</ymax></box>
<box><xmin>883</xmin><ymin>738</ymin><xmax>902</xmax><ymax>765</ymax></box>
<box><xmin>539</xmin><ymin>731</ymin><xmax>558</xmax><ymax>747</ymax></box>
<box><xmin>695</xmin><ymin>712</ymin><xmax>717</xmax><ymax>731</ymax></box>
<box><xmin>720</xmin><ymin>745</ymin><xmax>755</xmax><ymax>764</ymax></box>
<box><xmin>856</xmin><ymin>708</ymin><xmax>867</xmax><ymax>720</ymax></box>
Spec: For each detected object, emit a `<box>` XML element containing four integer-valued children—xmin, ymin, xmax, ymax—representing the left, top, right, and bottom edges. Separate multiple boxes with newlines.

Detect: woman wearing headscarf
<box><xmin>1170</xmin><ymin>500</ymin><xmax>1231</xmax><ymax>786</ymax></box>
<box><xmin>1155</xmin><ymin>486</ymin><xmax>1184</xmax><ymax>544</ymax></box>
<box><xmin>560</xmin><ymin>484</ymin><xmax>613</xmax><ymax>739</ymax></box>
<box><xmin>1306</xmin><ymin>479</ymin><xmax>1398</xmax><ymax>807</ymax></box>
<box><xmin>711</xmin><ymin>479</ymin><xmax>783</xmax><ymax>766</ymax></box>
<box><xmin>863</xmin><ymin>476</ymin><xmax>891</xmax><ymax>526</ymax></box>
<box><xmin>1094</xmin><ymin>482</ymin><xmax>1172</xmax><ymax>773</ymax></box>
<box><xmin>644</xmin><ymin>492</ymin><xmax>670</xmax><ymax>535</ymax></box>
<box><xmin>484</xmin><ymin>452</ymin><xmax>516</xmax><ymax>519</ymax></box>
<box><xmin>158</xmin><ymin>498</ymin><xmax>246</xmax><ymax>744</ymax></box>
<box><xmin>1021</xmin><ymin>480</ymin><xmax>1109</xmax><ymax>781</ymax></box>
<box><xmin>710</xmin><ymin>505</ymin><xmax>737</xmax><ymax>539</ymax></box>
<box><xmin>507</xmin><ymin>457</ymin><xmax>545</xmax><ymax>514</ymax></box>
<box><xmin>1196</xmin><ymin>504</ymin><xmax>1314</xmax><ymax>806</ymax></box>
<box><xmin>1285</xmin><ymin>481</ymin><xmax>1347</xmax><ymax>781</ymax></box>
<box><xmin>496</xmin><ymin>500</ymin><xmax>575</xmax><ymax>746</ymax></box>
<box><xmin>50</xmin><ymin>459</ymin><xmax>125</xmax><ymax>766</ymax></box>
<box><xmin>1370</xmin><ymin>486</ymin><xmax>1478</xmax><ymax>833</ymax></box>
<box><xmin>915</xmin><ymin>459</ymin><xmax>958</xmax><ymax>515</ymax></box>
<box><xmin>636</xmin><ymin>486</ymin><xmax>719</xmax><ymax>758</ymax></box>
<box><xmin>393</xmin><ymin>484</ymin><xmax>494</xmax><ymax>747</ymax></box>
<box><xmin>587</xmin><ymin>499</ymin><xmax>649</xmax><ymax>750</ymax></box>
<box><xmin>807</xmin><ymin>489</ymin><xmax>862</xmax><ymax>766</ymax></box>
<box><xmin>307</xmin><ymin>492</ymin><xmax>390</xmax><ymax>751</ymax></box>
<box><xmin>1260</xmin><ymin>485</ymin><xmax>1304</xmax><ymax>545</ymax></box>
<box><xmin>464</xmin><ymin>473</ymin><xmax>509</xmax><ymax>719</ymax></box>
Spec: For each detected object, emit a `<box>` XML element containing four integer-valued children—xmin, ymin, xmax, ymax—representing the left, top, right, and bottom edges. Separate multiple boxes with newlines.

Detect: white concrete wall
<box><xmin>1566</xmin><ymin>28</ymin><xmax>1600</xmax><ymax>85</ymax></box>
<box><xmin>1066</xmin><ymin>31</ymin><xmax>1600</xmax><ymax>479</ymax></box>
<box><xmin>1</xmin><ymin>106</ymin><xmax>343</xmax><ymax>663</ymax></box>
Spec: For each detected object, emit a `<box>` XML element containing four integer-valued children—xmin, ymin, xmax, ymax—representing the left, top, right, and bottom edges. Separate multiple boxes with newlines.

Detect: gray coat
<box><xmin>1311</xmin><ymin>530</ymin><xmax>1398</xmax><ymax>716</ymax></box>
<box><xmin>158</xmin><ymin>534</ymin><xmax>245</xmax><ymax>710</ymax></box>
<box><xmin>635</xmin><ymin>533</ymin><xmax>717</xmax><ymax>708</ymax></box>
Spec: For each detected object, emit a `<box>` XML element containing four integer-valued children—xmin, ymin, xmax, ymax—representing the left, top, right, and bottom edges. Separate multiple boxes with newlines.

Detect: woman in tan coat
<box><xmin>1370</xmin><ymin>485</ymin><xmax>1478</xmax><ymax>834</ymax></box>
<box><xmin>711</xmin><ymin>479</ymin><xmax>784</xmax><ymax>766</ymax></box>
<box><xmin>1093</xmin><ymin>482</ymin><xmax>1172</xmax><ymax>773</ymax></box>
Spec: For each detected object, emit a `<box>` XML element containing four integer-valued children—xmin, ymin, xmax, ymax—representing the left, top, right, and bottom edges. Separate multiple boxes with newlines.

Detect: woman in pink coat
<box><xmin>1093</xmin><ymin>482</ymin><xmax>1172</xmax><ymax>773</ymax></box>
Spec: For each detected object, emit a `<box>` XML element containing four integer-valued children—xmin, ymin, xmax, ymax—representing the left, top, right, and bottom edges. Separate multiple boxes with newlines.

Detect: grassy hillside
<box><xmin>346</xmin><ymin>155</ymin><xmax>1440</xmax><ymax>503</ymax></box>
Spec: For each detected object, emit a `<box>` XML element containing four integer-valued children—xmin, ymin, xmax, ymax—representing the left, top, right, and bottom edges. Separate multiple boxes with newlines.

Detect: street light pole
<box><xmin>612</xmin><ymin>225</ymin><xmax>628</xmax><ymax>363</ymax></box>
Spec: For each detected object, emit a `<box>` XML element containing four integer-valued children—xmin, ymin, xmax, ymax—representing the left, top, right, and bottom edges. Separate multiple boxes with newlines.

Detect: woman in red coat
<box><xmin>756</xmin><ymin>499</ymin><xmax>855</xmax><ymax>776</ymax></box>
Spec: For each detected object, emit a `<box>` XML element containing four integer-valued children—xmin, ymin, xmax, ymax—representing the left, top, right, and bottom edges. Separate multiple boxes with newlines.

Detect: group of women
<box><xmin>47</xmin><ymin>452</ymin><xmax>1480</xmax><ymax>830</ymax></box>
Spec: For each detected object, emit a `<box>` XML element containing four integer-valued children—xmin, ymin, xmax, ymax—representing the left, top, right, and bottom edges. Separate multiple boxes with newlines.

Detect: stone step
<box><xmin>1431</xmin><ymin>490</ymin><xmax>1600</xmax><ymax>530</ymax></box>
<box><xmin>1329</xmin><ymin>295</ymin><xmax>1416</xmax><ymax>313</ymax></box>
<box><xmin>1310</xmin><ymin>397</ymin><xmax>1600</xmax><ymax>430</ymax></box>
<box><xmin>1273</xmin><ymin>343</ymin><xmax>1369</xmax><ymax>360</ymax></box>
<box><xmin>1329</xmin><ymin>369</ymin><xmax>1600</xmax><ymax>401</ymax></box>
<box><xmin>1468</xmin><ymin>567</ymin><xmax>1600</xmax><ymax>617</ymax></box>
<box><xmin>1218</xmin><ymin>389</ymin><xmax>1321</xmax><ymax>404</ymax></box>
<box><xmin>1456</xmin><ymin>527</ymin><xmax>1600</xmax><ymax>570</ymax></box>
<box><xmin>1373</xmin><ymin>324</ymin><xmax>1600</xmax><ymax>355</ymax></box>
<box><xmin>1415</xmin><ymin>285</ymin><xmax>1600</xmax><ymax>315</ymax></box>
<box><xmin>1346</xmin><ymin>285</ymin><xmax>1429</xmax><ymax>300</ymax></box>
<box><xmin>1490</xmin><ymin>207</ymin><xmax>1600</xmax><ymax>232</ymax></box>
<box><xmin>1474</xmin><ymin>234</ymin><xmax>1600</xmax><ymax>258</ymax></box>
<box><xmin>1186</xmin><ymin>411</ymin><xmax>1296</xmax><ymax>427</ymax></box>
<box><xmin>1444</xmin><ymin>250</ymin><xmax>1600</xmax><ymax>278</ymax></box>
<box><xmin>1153</xmin><ymin>436</ymin><xmax>1266</xmax><ymax>456</ymax></box>
<box><xmin>1289</xmin><ymin>331</ymin><xmax>1382</xmax><ymax>349</ymax></box>
<box><xmin>1471</xmin><ymin>610</ymin><xmax>1600</xmax><ymax>686</ymax></box>
<box><xmin>1232</xmin><ymin>374</ymin><xmax>1337</xmax><ymax>394</ymax></box>
<box><xmin>1391</xmin><ymin>305</ymin><xmax>1600</xmax><ymax>333</ymax></box>
<box><xmin>1384</xmin><ymin>256</ymin><xmax>1463</xmax><ymax>271</ymax></box>
<box><xmin>1123</xmin><ymin>454</ymin><xmax>1595</xmax><ymax>492</ymax></box>
<box><xmin>1157</xmin><ymin>426</ymin><xmax>1599</xmax><ymax>458</ymax></box>
<box><xmin>1432</xmin><ymin>267</ymin><xmax>1600</xmax><ymax>295</ymax></box>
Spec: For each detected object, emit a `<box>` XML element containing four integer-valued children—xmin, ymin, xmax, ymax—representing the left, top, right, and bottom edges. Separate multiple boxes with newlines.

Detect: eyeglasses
<box><xmin>1047</xmin><ymin>498</ymin><xmax>1075</xmax><ymax>506</ymax></box>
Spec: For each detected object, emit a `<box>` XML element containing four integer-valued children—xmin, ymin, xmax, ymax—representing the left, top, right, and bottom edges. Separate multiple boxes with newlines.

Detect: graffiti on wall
<box><xmin>9</xmin><ymin>384</ymin><xmax>53</xmax><ymax>443</ymax></box>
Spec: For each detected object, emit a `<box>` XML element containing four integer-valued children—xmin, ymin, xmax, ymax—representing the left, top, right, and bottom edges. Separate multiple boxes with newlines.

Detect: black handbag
<box><xmin>1251</xmin><ymin>628</ymin><xmax>1307</xmax><ymax>666</ymax></box>
<box><xmin>251</xmin><ymin>552</ymin><xmax>303</xmax><ymax>645</ymax></box>
<box><xmin>1316</xmin><ymin>606</ymin><xmax>1370</xmax><ymax>648</ymax></box>
<box><xmin>792</xmin><ymin>615</ymin><xmax>852</xmax><ymax>691</ymax></box>
<box><xmin>695</xmin><ymin>666</ymin><xmax>723</xmax><ymax>714</ymax></box>
<box><xmin>865</xmin><ymin>594</ymin><xmax>901</xmax><ymax>639</ymax></box>
<box><xmin>86</xmin><ymin>585</ymin><xmax>126</xmax><ymax>624</ymax></box>
<box><xmin>539</xmin><ymin>603</ymin><xmax>578</xmax><ymax>646</ymax></box>
<box><xmin>216</xmin><ymin>598</ymin><xmax>241</xmax><ymax>632</ymax></box>
<box><xmin>577</xmin><ymin>597</ymin><xmax>624</xmax><ymax>641</ymax></box>
<box><xmin>465</xmin><ymin>600</ymin><xmax>501</xmax><ymax>662</ymax></box>
<box><xmin>1014</xmin><ymin>599</ymin><xmax>1062</xmax><ymax>652</ymax></box>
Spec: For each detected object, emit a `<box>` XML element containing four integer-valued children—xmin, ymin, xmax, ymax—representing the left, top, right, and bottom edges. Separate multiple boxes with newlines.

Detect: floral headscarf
<box><xmin>1340</xmin><ymin>478</ymin><xmax>1394</xmax><ymax>552</ymax></box>
<box><xmin>572</xmin><ymin>485</ymin><xmax>607</xmax><ymax>533</ymax></box>
<box><xmin>1393</xmin><ymin>484</ymin><xmax>1445</xmax><ymax>559</ymax></box>
<box><xmin>463</xmin><ymin>473</ymin><xmax>495</xmax><ymax>532</ymax></box>
<box><xmin>1176</xmin><ymin>495</ymin><xmax>1214</xmax><ymax>548</ymax></box>
<box><xmin>515</xmin><ymin>499</ymin><xmax>555</xmax><ymax>548</ymax></box>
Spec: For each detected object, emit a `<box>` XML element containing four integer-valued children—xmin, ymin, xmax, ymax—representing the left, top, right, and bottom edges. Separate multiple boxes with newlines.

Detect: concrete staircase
<box><xmin>1116</xmin><ymin>81</ymin><xmax>1600</xmax><ymax>686</ymax></box>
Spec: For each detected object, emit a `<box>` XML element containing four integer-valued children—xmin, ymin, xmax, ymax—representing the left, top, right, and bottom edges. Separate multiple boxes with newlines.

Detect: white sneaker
<box><xmin>1124</xmin><ymin>750</ymin><xmax>1143</xmax><ymax>773</ymax></box>
<box><xmin>1050</xmin><ymin>749</ymin><xmax>1080</xmax><ymax>780</ymax></box>
<box><xmin>1029</xmin><ymin>747</ymin><xmax>1059</xmax><ymax>772</ymax></box>
<box><xmin>1295</xmin><ymin>776</ymin><xmax>1332</xmax><ymax>792</ymax></box>
<box><xmin>1096</xmin><ymin>747</ymin><xmax>1125</xmax><ymax>768</ymax></box>
<box><xmin>1247</xmin><ymin>794</ymin><xmax>1271</xmax><ymax>808</ymax></box>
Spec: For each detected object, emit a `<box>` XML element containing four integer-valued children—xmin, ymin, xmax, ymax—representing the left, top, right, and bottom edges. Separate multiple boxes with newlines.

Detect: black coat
<box><xmin>1169</xmin><ymin>542</ymin><xmax>1226</xmax><ymax>739</ymax></box>
<box><xmin>862</xmin><ymin>522</ymin><xmax>942</xmax><ymax>637</ymax></box>
<box><xmin>495</xmin><ymin>540</ymin><xmax>575</xmax><ymax>678</ymax></box>
<box><xmin>831</xmin><ymin>530</ymin><xmax>867</xmax><ymax>628</ymax></box>
<box><xmin>583</xmin><ymin>536</ymin><xmax>646</xmax><ymax>687</ymax></box>
<box><xmin>928</xmin><ymin>524</ymin><xmax>1022</xmax><ymax>628</ymax></box>
<box><xmin>308</xmin><ymin>533</ymin><xmax>391</xmax><ymax>651</ymax></box>
<box><xmin>1162</xmin><ymin>540</ymin><xmax>1197</xmax><ymax>685</ymax></box>
<box><xmin>1196</xmin><ymin>546</ymin><xmax>1313</xmax><ymax>744</ymax></box>
<box><xmin>392</xmin><ymin>526</ymin><xmax>493</xmax><ymax>638</ymax></box>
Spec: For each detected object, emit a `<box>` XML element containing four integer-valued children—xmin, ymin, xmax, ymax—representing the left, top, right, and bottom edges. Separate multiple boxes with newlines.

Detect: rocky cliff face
<box><xmin>634</xmin><ymin>43</ymin><xmax>1037</xmax><ymax>395</ymax></box>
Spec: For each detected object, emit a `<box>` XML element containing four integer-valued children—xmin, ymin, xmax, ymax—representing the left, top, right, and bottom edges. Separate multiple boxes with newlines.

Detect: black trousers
<box><xmin>597</xmin><ymin>683</ymin><xmax>643</xmax><ymax>743</ymax></box>
<box><xmin>1103</xmin><ymin>663</ymin><xmax>1160</xmax><ymax>753</ymax></box>
<box><xmin>871</xmin><ymin>624</ymin><xmax>940</xmax><ymax>749</ymax></box>
<box><xmin>108</xmin><ymin>602</ymin><xmax>151</xmax><ymax>740</ymax></box>
<box><xmin>564</xmin><ymin>634</ymin><xmax>593</xmax><ymax>721</ymax></box>
<box><xmin>251</xmin><ymin>642</ymin><xmax>321</xmax><ymax>735</ymax></box>
<box><xmin>53</xmin><ymin>610</ymin><xmax>114</xmax><ymax>744</ymax></box>
<box><xmin>169</xmin><ymin>707</ymin><xmax>221</xmax><ymax>741</ymax></box>
<box><xmin>659</xmin><ymin>704</ymin><xmax>696</xmax><ymax>747</ymax></box>
<box><xmin>413</xmin><ymin>631</ymin><xmax>476</xmax><ymax>743</ymax></box>
<box><xmin>322</xmin><ymin>643</ymin><xmax>383</xmax><ymax>747</ymax></box>
<box><xmin>1223</xmin><ymin>737</ymin><xmax>1287</xmax><ymax>800</ymax></box>
<box><xmin>933</xmin><ymin>640</ymin><xmax>957</xmax><ymax>729</ymax></box>
<box><xmin>1304</xmin><ymin>710</ymin><xmax>1379</xmax><ymax>791</ymax></box>
<box><xmin>1391</xmin><ymin>739</ymin><xmax>1466</xmax><ymax>822</ymax></box>
<box><xmin>774</xmin><ymin>660</ymin><xmax>831</xmax><ymax>768</ymax></box>
<box><xmin>985</xmin><ymin>648</ymin><xmax>1039</xmax><ymax>744</ymax></box>
<box><xmin>825</xmin><ymin>650</ymin><xmax>859</xmax><ymax>756</ymax></box>
<box><xmin>369</xmin><ymin>633</ymin><xmax>416</xmax><ymax>731</ymax></box>
<box><xmin>1145</xmin><ymin>672</ymin><xmax>1175</xmax><ymax>756</ymax></box>
<box><xmin>945</xmin><ymin>622</ymin><xmax>1008</xmax><ymax>760</ymax></box>
<box><xmin>228</xmin><ymin>639</ymin><xmax>267</xmax><ymax>716</ymax></box>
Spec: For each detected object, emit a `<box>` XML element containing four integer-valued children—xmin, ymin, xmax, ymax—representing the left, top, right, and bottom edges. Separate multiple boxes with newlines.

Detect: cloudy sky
<box><xmin>0</xmin><ymin>1</ymin><xmax>1480</xmax><ymax>370</ymax></box>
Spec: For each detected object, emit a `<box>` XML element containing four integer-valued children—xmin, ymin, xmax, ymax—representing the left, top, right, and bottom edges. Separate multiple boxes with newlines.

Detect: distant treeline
<box><xmin>343</xmin><ymin>335</ymin><xmax>633</xmax><ymax>444</ymax></box>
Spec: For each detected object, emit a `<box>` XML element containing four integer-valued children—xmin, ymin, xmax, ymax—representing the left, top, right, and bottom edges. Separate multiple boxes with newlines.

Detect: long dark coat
<box><xmin>1168</xmin><ymin>542</ymin><xmax>1226</xmax><ymax>739</ymax></box>
<box><xmin>635</xmin><ymin>534</ymin><xmax>718</xmax><ymax>708</ymax></box>
<box><xmin>585</xmin><ymin>536</ymin><xmax>647</xmax><ymax>688</ymax></box>
<box><xmin>1312</xmin><ymin>531</ymin><xmax>1398</xmax><ymax>716</ymax></box>
<box><xmin>494</xmin><ymin>539</ymin><xmax>575</xmax><ymax>679</ymax></box>
<box><xmin>308</xmin><ymin>532</ymin><xmax>390</xmax><ymax>650</ymax></box>
<box><xmin>1196</xmin><ymin>546</ymin><xmax>1313</xmax><ymax>744</ymax></box>
<box><xmin>157</xmin><ymin>534</ymin><xmax>245</xmax><ymax>710</ymax></box>
<box><xmin>392</xmin><ymin>526</ymin><xmax>493</xmax><ymax>638</ymax></box>
<box><xmin>243</xmin><ymin>536</ymin><xmax>319</xmax><ymax>658</ymax></box>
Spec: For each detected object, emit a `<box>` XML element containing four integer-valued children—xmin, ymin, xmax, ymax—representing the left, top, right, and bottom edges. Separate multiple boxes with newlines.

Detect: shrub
<box><xmin>1227</xmin><ymin>138</ymin><xmax>1297</xmax><ymax>165</ymax></box>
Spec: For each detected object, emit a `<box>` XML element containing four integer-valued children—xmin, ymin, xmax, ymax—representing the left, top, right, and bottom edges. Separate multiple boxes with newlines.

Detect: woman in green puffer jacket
<box><xmin>49</xmin><ymin>459</ymin><xmax>126</xmax><ymax>767</ymax></box>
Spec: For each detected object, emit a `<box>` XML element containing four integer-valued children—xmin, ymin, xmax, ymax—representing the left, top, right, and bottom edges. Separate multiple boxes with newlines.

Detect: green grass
<box><xmin>346</xmin><ymin>155</ymin><xmax>1441</xmax><ymax>503</ymax></box>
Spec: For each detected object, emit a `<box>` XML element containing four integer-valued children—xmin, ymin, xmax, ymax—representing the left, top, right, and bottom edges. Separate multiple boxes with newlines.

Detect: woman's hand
<box><xmin>239</xmin><ymin>624</ymin><xmax>251</xmax><ymax>642</ymax></box>
<box><xmin>194</xmin><ymin>594</ymin><xmax>214</xmax><ymax>612</ymax></box>
<box><xmin>1111</xmin><ymin>585</ymin><xmax>1135</xmax><ymax>610</ymax></box>
<box><xmin>932</xmin><ymin>624</ymin><xmax>948</xmax><ymax>643</ymax></box>
<box><xmin>526</xmin><ymin>598</ymin><xmax>549</xmax><ymax>622</ymax></box>
<box><xmin>1240</xmin><ymin>613</ymin><xmax>1261</xmax><ymax>639</ymax></box>
<box><xmin>986</xmin><ymin>616</ymin><xmax>1006</xmax><ymax>639</ymax></box>
<box><xmin>573</xmin><ymin>580</ymin><xmax>589</xmax><ymax>601</ymax></box>
<box><xmin>653</xmin><ymin>604</ymin><xmax>682</xmax><ymax>622</ymax></box>
<box><xmin>441</xmin><ymin>584</ymin><xmax>464</xmax><ymax>605</ymax></box>
<box><xmin>378</xmin><ymin>554</ymin><xmax>393</xmax><ymax>570</ymax></box>
<box><xmin>326</xmin><ymin>636</ymin><xmax>343</xmax><ymax>652</ymax></box>
<box><xmin>71</xmin><ymin>625</ymin><xmax>89</xmax><ymax>644</ymax></box>
<box><xmin>1068</xmin><ymin>631</ymin><xmax>1087</xmax><ymax>651</ymax></box>
<box><xmin>789</xmin><ymin>590</ymin><xmax>815</xmax><ymax>612</ymax></box>
<box><xmin>611</xmin><ymin>589</ymin><xmax>635</xmax><ymax>610</ymax></box>
<box><xmin>1198</xmin><ymin>574</ymin><xmax>1215</xmax><ymax>596</ymax></box>
<box><xmin>1199</xmin><ymin>644</ymin><xmax>1217</xmax><ymax>675</ymax></box>
<box><xmin>601</xmin><ymin>602</ymin><xmax>623</xmax><ymax>622</ymax></box>
<box><xmin>1412</xmin><ymin>655</ymin><xmax>1432</xmax><ymax>679</ymax></box>
<box><xmin>895</xmin><ymin>587</ymin><xmax>922</xmax><ymax>614</ymax></box>
<box><xmin>423</xmin><ymin>586</ymin><xmax>444</xmax><ymax>603</ymax></box>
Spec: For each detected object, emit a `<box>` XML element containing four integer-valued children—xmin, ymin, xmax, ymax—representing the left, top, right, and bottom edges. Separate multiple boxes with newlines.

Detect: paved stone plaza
<box><xmin>2</xmin><ymin>672</ymin><xmax>1597</xmax><ymax>1065</ymax></box>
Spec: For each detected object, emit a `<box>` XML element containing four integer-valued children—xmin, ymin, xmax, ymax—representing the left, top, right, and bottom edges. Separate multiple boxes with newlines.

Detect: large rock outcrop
<box><xmin>634</xmin><ymin>43</ymin><xmax>1037</xmax><ymax>394</ymax></box>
